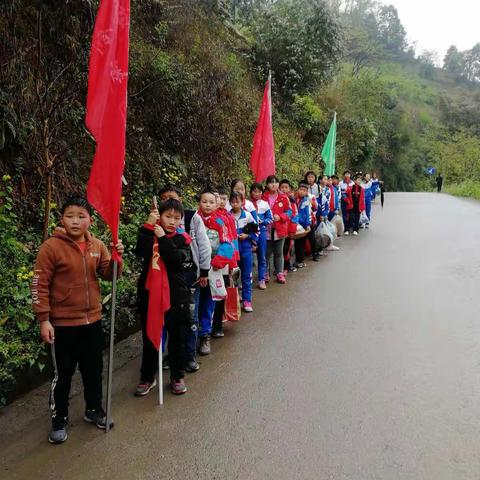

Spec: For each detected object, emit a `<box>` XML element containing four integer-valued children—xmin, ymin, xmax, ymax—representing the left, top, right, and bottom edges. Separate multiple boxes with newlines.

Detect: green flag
<box><xmin>322</xmin><ymin>112</ymin><xmax>337</xmax><ymax>176</ymax></box>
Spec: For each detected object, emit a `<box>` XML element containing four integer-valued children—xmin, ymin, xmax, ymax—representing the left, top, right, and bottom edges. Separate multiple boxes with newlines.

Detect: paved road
<box><xmin>2</xmin><ymin>193</ymin><xmax>480</xmax><ymax>480</ymax></box>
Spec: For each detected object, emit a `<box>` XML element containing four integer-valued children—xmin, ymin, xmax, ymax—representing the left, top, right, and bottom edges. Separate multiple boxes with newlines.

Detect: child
<box><xmin>197</xmin><ymin>188</ymin><xmax>237</xmax><ymax>355</ymax></box>
<box><xmin>319</xmin><ymin>176</ymin><xmax>340</xmax><ymax>252</ymax></box>
<box><xmin>339</xmin><ymin>170</ymin><xmax>354</xmax><ymax>236</ymax></box>
<box><xmin>279</xmin><ymin>179</ymin><xmax>299</xmax><ymax>274</ymax></box>
<box><xmin>32</xmin><ymin>196</ymin><xmax>124</xmax><ymax>444</ymax></box>
<box><xmin>250</xmin><ymin>182</ymin><xmax>273</xmax><ymax>290</ymax></box>
<box><xmin>262</xmin><ymin>175</ymin><xmax>292</xmax><ymax>284</ymax></box>
<box><xmin>328</xmin><ymin>176</ymin><xmax>340</xmax><ymax>221</ymax></box>
<box><xmin>230</xmin><ymin>192</ymin><xmax>258</xmax><ymax>312</ymax></box>
<box><xmin>304</xmin><ymin>170</ymin><xmax>320</xmax><ymax>197</ymax></box>
<box><xmin>294</xmin><ymin>181</ymin><xmax>312</xmax><ymax>268</ymax></box>
<box><xmin>135</xmin><ymin>199</ymin><xmax>194</xmax><ymax>396</ymax></box>
<box><xmin>345</xmin><ymin>174</ymin><xmax>366</xmax><ymax>235</ymax></box>
<box><xmin>229</xmin><ymin>178</ymin><xmax>257</xmax><ymax>220</ymax></box>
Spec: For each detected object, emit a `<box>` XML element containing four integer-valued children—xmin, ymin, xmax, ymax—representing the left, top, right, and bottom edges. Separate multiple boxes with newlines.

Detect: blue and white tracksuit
<box><xmin>296</xmin><ymin>196</ymin><xmax>312</xmax><ymax>229</ymax></box>
<box><xmin>339</xmin><ymin>180</ymin><xmax>354</xmax><ymax>227</ymax></box>
<box><xmin>252</xmin><ymin>199</ymin><xmax>273</xmax><ymax>282</ymax></box>
<box><xmin>317</xmin><ymin>186</ymin><xmax>330</xmax><ymax>224</ymax></box>
<box><xmin>328</xmin><ymin>185</ymin><xmax>340</xmax><ymax>221</ymax></box>
<box><xmin>362</xmin><ymin>180</ymin><xmax>379</xmax><ymax>221</ymax></box>
<box><xmin>233</xmin><ymin>209</ymin><xmax>259</xmax><ymax>303</ymax></box>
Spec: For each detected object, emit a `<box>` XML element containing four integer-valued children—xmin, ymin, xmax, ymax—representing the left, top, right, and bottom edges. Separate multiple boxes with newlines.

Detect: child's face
<box><xmin>355</xmin><ymin>177</ymin><xmax>361</xmax><ymax>185</ymax></box>
<box><xmin>230</xmin><ymin>197</ymin><xmax>242</xmax><ymax>212</ymax></box>
<box><xmin>199</xmin><ymin>193</ymin><xmax>217</xmax><ymax>216</ymax></box>
<box><xmin>365</xmin><ymin>174</ymin><xmax>371</xmax><ymax>182</ymax></box>
<box><xmin>280</xmin><ymin>183</ymin><xmax>290</xmax><ymax>195</ymax></box>
<box><xmin>344</xmin><ymin>173</ymin><xmax>351</xmax><ymax>182</ymax></box>
<box><xmin>218</xmin><ymin>194</ymin><xmax>228</xmax><ymax>209</ymax></box>
<box><xmin>160</xmin><ymin>191</ymin><xmax>181</xmax><ymax>202</ymax></box>
<box><xmin>62</xmin><ymin>206</ymin><xmax>92</xmax><ymax>240</ymax></box>
<box><xmin>159</xmin><ymin>208</ymin><xmax>182</xmax><ymax>233</ymax></box>
<box><xmin>327</xmin><ymin>178</ymin><xmax>333</xmax><ymax>186</ymax></box>
<box><xmin>321</xmin><ymin>176</ymin><xmax>328</xmax><ymax>186</ymax></box>
<box><xmin>298</xmin><ymin>186</ymin><xmax>308</xmax><ymax>197</ymax></box>
<box><xmin>306</xmin><ymin>174</ymin><xmax>315</xmax><ymax>185</ymax></box>
<box><xmin>250</xmin><ymin>188</ymin><xmax>262</xmax><ymax>201</ymax></box>
<box><xmin>267</xmin><ymin>179</ymin><xmax>279</xmax><ymax>193</ymax></box>
<box><xmin>233</xmin><ymin>181</ymin><xmax>246</xmax><ymax>197</ymax></box>
<box><xmin>332</xmin><ymin>178</ymin><xmax>338</xmax><ymax>185</ymax></box>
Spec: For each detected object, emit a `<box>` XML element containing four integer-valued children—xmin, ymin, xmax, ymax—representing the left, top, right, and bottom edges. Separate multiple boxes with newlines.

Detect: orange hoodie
<box><xmin>31</xmin><ymin>228</ymin><xmax>122</xmax><ymax>326</ymax></box>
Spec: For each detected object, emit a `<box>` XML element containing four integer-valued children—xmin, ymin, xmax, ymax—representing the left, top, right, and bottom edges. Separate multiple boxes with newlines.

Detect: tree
<box><xmin>443</xmin><ymin>45</ymin><xmax>465</xmax><ymax>77</ymax></box>
<box><xmin>376</xmin><ymin>4</ymin><xmax>407</xmax><ymax>54</ymax></box>
<box><xmin>464</xmin><ymin>43</ymin><xmax>480</xmax><ymax>83</ymax></box>
<box><xmin>418</xmin><ymin>50</ymin><xmax>438</xmax><ymax>79</ymax></box>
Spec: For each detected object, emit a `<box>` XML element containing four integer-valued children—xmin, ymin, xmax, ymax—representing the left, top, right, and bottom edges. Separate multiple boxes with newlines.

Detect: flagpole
<box><xmin>158</xmin><ymin>339</ymin><xmax>164</xmax><ymax>405</ymax></box>
<box><xmin>105</xmin><ymin>260</ymin><xmax>118</xmax><ymax>433</ymax></box>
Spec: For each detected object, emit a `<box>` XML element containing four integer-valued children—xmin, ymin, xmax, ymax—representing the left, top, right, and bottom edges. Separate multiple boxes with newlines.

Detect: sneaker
<box><xmin>212</xmin><ymin>328</ymin><xmax>225</xmax><ymax>338</ymax></box>
<box><xmin>199</xmin><ymin>336</ymin><xmax>211</xmax><ymax>356</ymax></box>
<box><xmin>257</xmin><ymin>280</ymin><xmax>267</xmax><ymax>290</ymax></box>
<box><xmin>171</xmin><ymin>378</ymin><xmax>187</xmax><ymax>395</ymax></box>
<box><xmin>353</xmin><ymin>231</ymin><xmax>358</xmax><ymax>236</ymax></box>
<box><xmin>84</xmin><ymin>408</ymin><xmax>113</xmax><ymax>430</ymax></box>
<box><xmin>294</xmin><ymin>262</ymin><xmax>306</xmax><ymax>269</ymax></box>
<box><xmin>365</xmin><ymin>224</ymin><xmax>370</xmax><ymax>229</ymax></box>
<box><xmin>312</xmin><ymin>255</ymin><xmax>321</xmax><ymax>262</ymax></box>
<box><xmin>185</xmin><ymin>360</ymin><xmax>200</xmax><ymax>373</ymax></box>
<box><xmin>276</xmin><ymin>272</ymin><xmax>286</xmax><ymax>284</ymax></box>
<box><xmin>243</xmin><ymin>301</ymin><xmax>253</xmax><ymax>312</ymax></box>
<box><xmin>162</xmin><ymin>356</ymin><xmax>169</xmax><ymax>370</ymax></box>
<box><xmin>326</xmin><ymin>245</ymin><xmax>340</xmax><ymax>251</ymax></box>
<box><xmin>135</xmin><ymin>379</ymin><xmax>157</xmax><ymax>396</ymax></box>
<box><xmin>48</xmin><ymin>416</ymin><xmax>68</xmax><ymax>444</ymax></box>
<box><xmin>287</xmin><ymin>265</ymin><xmax>297</xmax><ymax>272</ymax></box>
<box><xmin>231</xmin><ymin>267</ymin><xmax>241</xmax><ymax>285</ymax></box>
<box><xmin>344</xmin><ymin>231</ymin><xmax>350</xmax><ymax>236</ymax></box>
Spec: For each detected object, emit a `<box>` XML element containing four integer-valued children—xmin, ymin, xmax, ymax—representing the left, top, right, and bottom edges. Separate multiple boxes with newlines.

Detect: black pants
<box><xmin>212</xmin><ymin>275</ymin><xmax>230</xmax><ymax>332</ymax></box>
<box><xmin>51</xmin><ymin>321</ymin><xmax>103</xmax><ymax>419</ymax></box>
<box><xmin>347</xmin><ymin>211</ymin><xmax>361</xmax><ymax>232</ymax></box>
<box><xmin>307</xmin><ymin>227</ymin><xmax>320</xmax><ymax>257</ymax></box>
<box><xmin>140</xmin><ymin>304</ymin><xmax>188</xmax><ymax>382</ymax></box>
<box><xmin>294</xmin><ymin>236</ymin><xmax>307</xmax><ymax>263</ymax></box>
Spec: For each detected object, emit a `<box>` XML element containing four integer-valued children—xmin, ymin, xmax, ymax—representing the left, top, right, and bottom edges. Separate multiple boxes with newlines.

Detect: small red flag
<box><xmin>86</xmin><ymin>0</ymin><xmax>130</xmax><ymax>261</ymax></box>
<box><xmin>249</xmin><ymin>78</ymin><xmax>275</xmax><ymax>183</ymax></box>
<box><xmin>145</xmin><ymin>239</ymin><xmax>170</xmax><ymax>350</ymax></box>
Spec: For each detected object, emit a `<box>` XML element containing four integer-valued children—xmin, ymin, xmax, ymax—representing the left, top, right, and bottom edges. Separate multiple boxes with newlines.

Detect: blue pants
<box><xmin>256</xmin><ymin>229</ymin><xmax>267</xmax><ymax>282</ymax></box>
<box><xmin>327</xmin><ymin>211</ymin><xmax>336</xmax><ymax>222</ymax></box>
<box><xmin>239</xmin><ymin>243</ymin><xmax>253</xmax><ymax>303</ymax></box>
<box><xmin>341</xmin><ymin>199</ymin><xmax>349</xmax><ymax>228</ymax></box>
<box><xmin>365</xmin><ymin>198</ymin><xmax>372</xmax><ymax>221</ymax></box>
<box><xmin>198</xmin><ymin>285</ymin><xmax>216</xmax><ymax>338</ymax></box>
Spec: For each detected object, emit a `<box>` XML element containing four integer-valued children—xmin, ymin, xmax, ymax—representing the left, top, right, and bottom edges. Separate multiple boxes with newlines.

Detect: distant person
<box><xmin>436</xmin><ymin>173</ymin><xmax>443</xmax><ymax>193</ymax></box>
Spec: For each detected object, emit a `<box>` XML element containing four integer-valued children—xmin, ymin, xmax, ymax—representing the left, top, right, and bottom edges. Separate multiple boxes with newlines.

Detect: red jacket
<box><xmin>262</xmin><ymin>191</ymin><xmax>292</xmax><ymax>239</ymax></box>
<box><xmin>288</xmin><ymin>196</ymin><xmax>298</xmax><ymax>235</ymax></box>
<box><xmin>346</xmin><ymin>184</ymin><xmax>366</xmax><ymax>212</ymax></box>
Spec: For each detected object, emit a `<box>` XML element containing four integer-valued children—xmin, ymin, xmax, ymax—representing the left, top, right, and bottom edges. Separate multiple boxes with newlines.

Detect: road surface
<box><xmin>2</xmin><ymin>193</ymin><xmax>480</xmax><ymax>480</ymax></box>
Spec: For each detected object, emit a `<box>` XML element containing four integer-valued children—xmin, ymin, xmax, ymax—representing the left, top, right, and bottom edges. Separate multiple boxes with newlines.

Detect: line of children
<box><xmin>33</xmin><ymin>169</ymin><xmax>379</xmax><ymax>444</ymax></box>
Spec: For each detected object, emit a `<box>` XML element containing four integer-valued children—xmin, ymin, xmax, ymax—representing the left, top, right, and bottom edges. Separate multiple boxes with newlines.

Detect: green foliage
<box><xmin>445</xmin><ymin>181</ymin><xmax>480</xmax><ymax>200</ymax></box>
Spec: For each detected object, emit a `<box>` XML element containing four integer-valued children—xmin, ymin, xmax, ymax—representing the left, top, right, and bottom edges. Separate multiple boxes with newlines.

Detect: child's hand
<box><xmin>239</xmin><ymin>233</ymin><xmax>248</xmax><ymax>241</ymax></box>
<box><xmin>198</xmin><ymin>276</ymin><xmax>208</xmax><ymax>288</ymax></box>
<box><xmin>110</xmin><ymin>240</ymin><xmax>124</xmax><ymax>255</ymax></box>
<box><xmin>273</xmin><ymin>214</ymin><xmax>280</xmax><ymax>221</ymax></box>
<box><xmin>154</xmin><ymin>224</ymin><xmax>165</xmax><ymax>238</ymax></box>
<box><xmin>147</xmin><ymin>209</ymin><xmax>160</xmax><ymax>225</ymax></box>
<box><xmin>40</xmin><ymin>320</ymin><xmax>55</xmax><ymax>344</ymax></box>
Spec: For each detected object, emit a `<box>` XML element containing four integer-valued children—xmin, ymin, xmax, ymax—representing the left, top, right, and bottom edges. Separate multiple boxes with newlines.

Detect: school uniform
<box><xmin>294</xmin><ymin>195</ymin><xmax>312</xmax><ymax>264</ymax></box>
<box><xmin>283</xmin><ymin>196</ymin><xmax>299</xmax><ymax>270</ymax></box>
<box><xmin>339</xmin><ymin>179</ymin><xmax>354</xmax><ymax>229</ymax></box>
<box><xmin>327</xmin><ymin>185</ymin><xmax>339</xmax><ymax>221</ymax></box>
<box><xmin>345</xmin><ymin>184</ymin><xmax>366</xmax><ymax>233</ymax></box>
<box><xmin>232</xmin><ymin>209</ymin><xmax>258</xmax><ymax>303</ymax></box>
<box><xmin>251</xmin><ymin>198</ymin><xmax>273</xmax><ymax>282</ymax></box>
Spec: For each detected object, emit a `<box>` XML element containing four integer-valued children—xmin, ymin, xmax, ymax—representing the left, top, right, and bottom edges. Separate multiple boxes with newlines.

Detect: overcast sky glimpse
<box><xmin>384</xmin><ymin>0</ymin><xmax>480</xmax><ymax>62</ymax></box>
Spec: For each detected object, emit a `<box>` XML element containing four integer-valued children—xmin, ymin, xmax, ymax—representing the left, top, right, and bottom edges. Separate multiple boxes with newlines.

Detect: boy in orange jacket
<box><xmin>31</xmin><ymin>196</ymin><xmax>123</xmax><ymax>444</ymax></box>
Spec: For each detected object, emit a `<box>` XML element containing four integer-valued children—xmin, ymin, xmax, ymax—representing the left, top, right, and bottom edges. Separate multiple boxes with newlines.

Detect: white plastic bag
<box><xmin>208</xmin><ymin>269</ymin><xmax>227</xmax><ymax>300</ymax></box>
<box><xmin>315</xmin><ymin>221</ymin><xmax>333</xmax><ymax>248</ymax></box>
<box><xmin>331</xmin><ymin>214</ymin><xmax>344</xmax><ymax>237</ymax></box>
<box><xmin>325</xmin><ymin>220</ymin><xmax>337</xmax><ymax>241</ymax></box>
<box><xmin>359</xmin><ymin>211</ymin><xmax>369</xmax><ymax>226</ymax></box>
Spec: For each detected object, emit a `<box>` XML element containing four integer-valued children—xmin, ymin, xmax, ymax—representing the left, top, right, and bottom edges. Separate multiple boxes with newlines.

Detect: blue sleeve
<box><xmin>263</xmin><ymin>208</ymin><xmax>273</xmax><ymax>225</ymax></box>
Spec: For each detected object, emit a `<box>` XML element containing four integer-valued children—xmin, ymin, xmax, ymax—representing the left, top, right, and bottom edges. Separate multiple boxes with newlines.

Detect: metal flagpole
<box><xmin>158</xmin><ymin>339</ymin><xmax>164</xmax><ymax>405</ymax></box>
<box><xmin>105</xmin><ymin>260</ymin><xmax>118</xmax><ymax>433</ymax></box>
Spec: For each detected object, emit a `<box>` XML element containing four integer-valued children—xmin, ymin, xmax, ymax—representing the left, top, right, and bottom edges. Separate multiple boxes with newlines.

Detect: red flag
<box><xmin>86</xmin><ymin>0</ymin><xmax>130</xmax><ymax>261</ymax></box>
<box><xmin>145</xmin><ymin>239</ymin><xmax>170</xmax><ymax>350</ymax></box>
<box><xmin>249</xmin><ymin>78</ymin><xmax>275</xmax><ymax>182</ymax></box>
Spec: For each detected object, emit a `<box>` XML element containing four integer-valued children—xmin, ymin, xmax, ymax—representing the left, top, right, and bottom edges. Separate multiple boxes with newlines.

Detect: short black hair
<box><xmin>330</xmin><ymin>174</ymin><xmax>339</xmax><ymax>180</ymax></box>
<box><xmin>229</xmin><ymin>191</ymin><xmax>243</xmax><ymax>203</ymax></box>
<box><xmin>250</xmin><ymin>182</ymin><xmax>264</xmax><ymax>193</ymax></box>
<box><xmin>158</xmin><ymin>183</ymin><xmax>182</xmax><ymax>198</ymax></box>
<box><xmin>230</xmin><ymin>178</ymin><xmax>245</xmax><ymax>192</ymax></box>
<box><xmin>266</xmin><ymin>175</ymin><xmax>279</xmax><ymax>184</ymax></box>
<box><xmin>61</xmin><ymin>195</ymin><xmax>93</xmax><ymax>216</ymax></box>
<box><xmin>279</xmin><ymin>179</ymin><xmax>291</xmax><ymax>187</ymax></box>
<box><xmin>158</xmin><ymin>198</ymin><xmax>184</xmax><ymax>217</ymax></box>
<box><xmin>198</xmin><ymin>187</ymin><xmax>217</xmax><ymax>202</ymax></box>
<box><xmin>304</xmin><ymin>171</ymin><xmax>317</xmax><ymax>181</ymax></box>
<box><xmin>216</xmin><ymin>186</ymin><xmax>229</xmax><ymax>196</ymax></box>
<box><xmin>298</xmin><ymin>180</ymin><xmax>309</xmax><ymax>189</ymax></box>
<box><xmin>343</xmin><ymin>170</ymin><xmax>351</xmax><ymax>176</ymax></box>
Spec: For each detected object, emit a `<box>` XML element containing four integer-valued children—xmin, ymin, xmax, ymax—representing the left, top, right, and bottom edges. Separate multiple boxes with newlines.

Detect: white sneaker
<box><xmin>344</xmin><ymin>231</ymin><xmax>349</xmax><ymax>236</ymax></box>
<box><xmin>326</xmin><ymin>245</ymin><xmax>340</xmax><ymax>251</ymax></box>
<box><xmin>353</xmin><ymin>231</ymin><xmax>358</xmax><ymax>236</ymax></box>
<box><xmin>365</xmin><ymin>224</ymin><xmax>370</xmax><ymax>229</ymax></box>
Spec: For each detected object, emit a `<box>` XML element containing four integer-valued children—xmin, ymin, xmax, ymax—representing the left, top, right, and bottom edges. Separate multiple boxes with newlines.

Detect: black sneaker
<box><xmin>84</xmin><ymin>408</ymin><xmax>114</xmax><ymax>430</ymax></box>
<box><xmin>48</xmin><ymin>416</ymin><xmax>68</xmax><ymax>444</ymax></box>
<box><xmin>162</xmin><ymin>356</ymin><xmax>170</xmax><ymax>370</ymax></box>
<box><xmin>212</xmin><ymin>328</ymin><xmax>225</xmax><ymax>338</ymax></box>
<box><xmin>185</xmin><ymin>359</ymin><xmax>200</xmax><ymax>372</ymax></box>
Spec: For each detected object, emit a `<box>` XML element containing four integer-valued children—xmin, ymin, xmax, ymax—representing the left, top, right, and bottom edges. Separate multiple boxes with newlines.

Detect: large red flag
<box><xmin>86</xmin><ymin>0</ymin><xmax>130</xmax><ymax>261</ymax></box>
<box><xmin>249</xmin><ymin>78</ymin><xmax>275</xmax><ymax>182</ymax></box>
